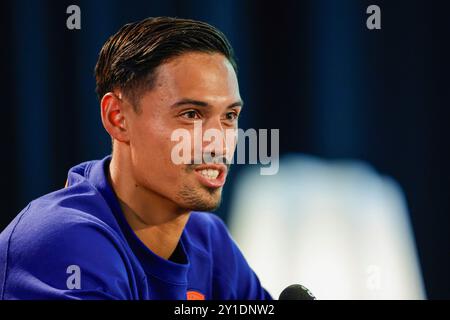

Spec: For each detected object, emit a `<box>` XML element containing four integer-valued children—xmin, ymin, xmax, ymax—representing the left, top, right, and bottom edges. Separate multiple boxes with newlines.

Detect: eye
<box><xmin>180</xmin><ymin>110</ymin><xmax>201</xmax><ymax>120</ymax></box>
<box><xmin>225</xmin><ymin>111</ymin><xmax>239</xmax><ymax>121</ymax></box>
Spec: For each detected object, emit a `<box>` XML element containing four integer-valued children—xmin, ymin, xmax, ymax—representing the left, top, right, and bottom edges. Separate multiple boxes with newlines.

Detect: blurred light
<box><xmin>229</xmin><ymin>154</ymin><xmax>425</xmax><ymax>299</ymax></box>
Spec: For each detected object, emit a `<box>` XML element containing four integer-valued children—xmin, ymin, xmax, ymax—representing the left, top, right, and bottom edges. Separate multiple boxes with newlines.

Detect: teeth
<box><xmin>200</xmin><ymin>169</ymin><xmax>219</xmax><ymax>179</ymax></box>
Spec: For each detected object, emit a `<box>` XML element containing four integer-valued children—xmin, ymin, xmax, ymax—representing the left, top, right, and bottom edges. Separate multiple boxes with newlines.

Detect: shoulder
<box><xmin>7</xmin><ymin>193</ymin><xmax>122</xmax><ymax>256</ymax></box>
<box><xmin>6</xmin><ymin>178</ymin><xmax>120</xmax><ymax>242</ymax></box>
<box><xmin>0</xmin><ymin>186</ymin><xmax>132</xmax><ymax>299</ymax></box>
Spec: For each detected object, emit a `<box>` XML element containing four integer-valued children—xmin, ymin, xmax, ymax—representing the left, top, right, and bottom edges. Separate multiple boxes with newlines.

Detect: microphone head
<box><xmin>279</xmin><ymin>284</ymin><xmax>316</xmax><ymax>300</ymax></box>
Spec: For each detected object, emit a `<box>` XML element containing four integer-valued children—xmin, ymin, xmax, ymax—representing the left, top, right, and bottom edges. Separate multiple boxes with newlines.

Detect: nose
<box><xmin>202</xmin><ymin>118</ymin><xmax>236</xmax><ymax>163</ymax></box>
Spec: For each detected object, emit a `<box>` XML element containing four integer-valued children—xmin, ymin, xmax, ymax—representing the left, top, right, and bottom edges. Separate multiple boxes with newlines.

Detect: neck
<box><xmin>108</xmin><ymin>147</ymin><xmax>190</xmax><ymax>260</ymax></box>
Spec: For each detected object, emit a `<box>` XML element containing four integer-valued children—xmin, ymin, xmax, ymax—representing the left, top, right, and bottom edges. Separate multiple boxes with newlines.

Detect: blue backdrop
<box><xmin>1</xmin><ymin>0</ymin><xmax>449</xmax><ymax>298</ymax></box>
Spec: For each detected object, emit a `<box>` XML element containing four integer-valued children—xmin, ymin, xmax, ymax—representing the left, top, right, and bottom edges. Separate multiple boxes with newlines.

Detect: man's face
<box><xmin>123</xmin><ymin>52</ymin><xmax>242</xmax><ymax>212</ymax></box>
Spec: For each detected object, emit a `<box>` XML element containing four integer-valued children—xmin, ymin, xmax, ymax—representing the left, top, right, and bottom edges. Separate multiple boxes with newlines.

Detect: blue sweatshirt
<box><xmin>0</xmin><ymin>156</ymin><xmax>272</xmax><ymax>300</ymax></box>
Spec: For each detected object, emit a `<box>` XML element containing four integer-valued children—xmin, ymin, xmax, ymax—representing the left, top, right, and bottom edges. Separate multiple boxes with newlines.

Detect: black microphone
<box><xmin>279</xmin><ymin>284</ymin><xmax>316</xmax><ymax>300</ymax></box>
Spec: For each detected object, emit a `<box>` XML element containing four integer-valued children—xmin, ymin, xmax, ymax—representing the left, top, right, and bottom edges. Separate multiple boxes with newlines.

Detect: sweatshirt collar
<box><xmin>85</xmin><ymin>155</ymin><xmax>190</xmax><ymax>285</ymax></box>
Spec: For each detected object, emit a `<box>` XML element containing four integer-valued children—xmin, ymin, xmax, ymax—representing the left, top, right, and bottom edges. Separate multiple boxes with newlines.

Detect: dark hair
<box><xmin>95</xmin><ymin>16</ymin><xmax>237</xmax><ymax>110</ymax></box>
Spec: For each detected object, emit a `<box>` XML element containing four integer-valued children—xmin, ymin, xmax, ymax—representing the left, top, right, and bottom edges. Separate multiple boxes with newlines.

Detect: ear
<box><xmin>100</xmin><ymin>92</ymin><xmax>130</xmax><ymax>143</ymax></box>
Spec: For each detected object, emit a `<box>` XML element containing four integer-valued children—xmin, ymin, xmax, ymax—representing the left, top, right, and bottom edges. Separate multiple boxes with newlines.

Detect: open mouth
<box><xmin>193</xmin><ymin>164</ymin><xmax>227</xmax><ymax>188</ymax></box>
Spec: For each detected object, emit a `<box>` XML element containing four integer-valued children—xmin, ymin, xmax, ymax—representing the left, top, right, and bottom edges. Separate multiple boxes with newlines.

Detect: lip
<box><xmin>193</xmin><ymin>164</ymin><xmax>228</xmax><ymax>188</ymax></box>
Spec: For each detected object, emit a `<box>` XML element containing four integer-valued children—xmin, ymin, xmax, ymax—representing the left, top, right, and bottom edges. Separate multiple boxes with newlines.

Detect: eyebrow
<box><xmin>171</xmin><ymin>98</ymin><xmax>243</xmax><ymax>109</ymax></box>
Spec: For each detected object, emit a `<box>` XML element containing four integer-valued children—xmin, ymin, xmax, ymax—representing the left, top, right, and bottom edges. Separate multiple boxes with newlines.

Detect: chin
<box><xmin>176</xmin><ymin>202</ymin><xmax>219</xmax><ymax>212</ymax></box>
<box><xmin>177</xmin><ymin>183</ymin><xmax>224</xmax><ymax>212</ymax></box>
<box><xmin>193</xmin><ymin>204</ymin><xmax>220</xmax><ymax>212</ymax></box>
<box><xmin>187</xmin><ymin>196</ymin><xmax>222</xmax><ymax>212</ymax></box>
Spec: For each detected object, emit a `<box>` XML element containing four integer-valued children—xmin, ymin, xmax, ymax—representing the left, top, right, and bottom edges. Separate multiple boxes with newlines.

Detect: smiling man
<box><xmin>0</xmin><ymin>17</ymin><xmax>272</xmax><ymax>300</ymax></box>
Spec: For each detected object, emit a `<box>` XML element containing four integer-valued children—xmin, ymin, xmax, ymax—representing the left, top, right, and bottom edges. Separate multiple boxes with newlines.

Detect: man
<box><xmin>0</xmin><ymin>17</ymin><xmax>272</xmax><ymax>300</ymax></box>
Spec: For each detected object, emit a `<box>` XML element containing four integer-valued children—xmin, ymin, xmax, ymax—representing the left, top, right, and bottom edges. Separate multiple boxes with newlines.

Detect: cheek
<box><xmin>131</xmin><ymin>118</ymin><xmax>185</xmax><ymax>182</ymax></box>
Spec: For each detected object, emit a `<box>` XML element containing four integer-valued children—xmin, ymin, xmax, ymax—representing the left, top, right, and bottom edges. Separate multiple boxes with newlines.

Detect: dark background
<box><xmin>1</xmin><ymin>0</ymin><xmax>449</xmax><ymax>298</ymax></box>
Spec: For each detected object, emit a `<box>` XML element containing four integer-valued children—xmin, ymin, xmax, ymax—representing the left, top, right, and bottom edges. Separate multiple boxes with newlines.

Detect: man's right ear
<box><xmin>100</xmin><ymin>92</ymin><xmax>130</xmax><ymax>143</ymax></box>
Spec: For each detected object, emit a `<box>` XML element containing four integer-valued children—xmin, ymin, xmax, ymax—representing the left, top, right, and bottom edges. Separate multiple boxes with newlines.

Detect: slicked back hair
<box><xmin>95</xmin><ymin>16</ymin><xmax>237</xmax><ymax>111</ymax></box>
